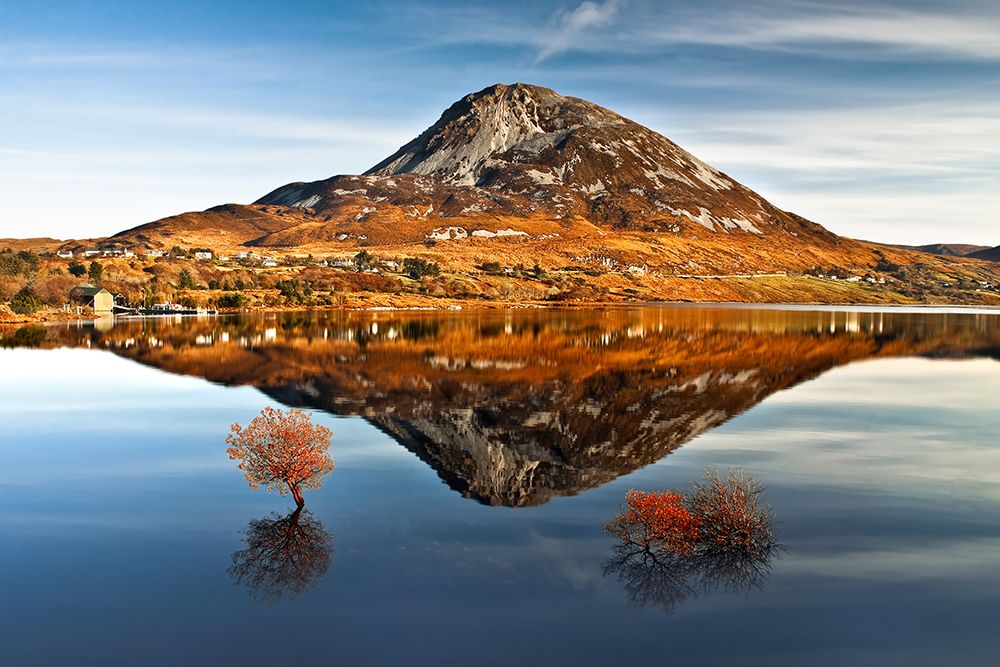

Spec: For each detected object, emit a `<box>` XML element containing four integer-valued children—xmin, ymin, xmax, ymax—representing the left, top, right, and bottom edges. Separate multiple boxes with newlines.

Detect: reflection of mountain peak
<box><xmin>10</xmin><ymin>309</ymin><xmax>1000</xmax><ymax>507</ymax></box>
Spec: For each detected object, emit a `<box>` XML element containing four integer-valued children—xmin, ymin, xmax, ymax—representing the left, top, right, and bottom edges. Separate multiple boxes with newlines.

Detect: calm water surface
<box><xmin>1</xmin><ymin>306</ymin><xmax>999</xmax><ymax>666</ymax></box>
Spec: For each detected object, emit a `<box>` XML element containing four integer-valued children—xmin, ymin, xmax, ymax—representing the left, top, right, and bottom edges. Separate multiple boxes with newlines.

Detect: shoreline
<box><xmin>6</xmin><ymin>298</ymin><xmax>1000</xmax><ymax>329</ymax></box>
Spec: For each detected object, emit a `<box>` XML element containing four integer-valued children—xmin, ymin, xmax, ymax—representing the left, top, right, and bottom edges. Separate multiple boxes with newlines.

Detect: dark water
<box><xmin>1</xmin><ymin>306</ymin><xmax>999</xmax><ymax>666</ymax></box>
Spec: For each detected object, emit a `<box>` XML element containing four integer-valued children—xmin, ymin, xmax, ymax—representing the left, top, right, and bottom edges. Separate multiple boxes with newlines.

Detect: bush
<box><xmin>217</xmin><ymin>293</ymin><xmax>248</xmax><ymax>309</ymax></box>
<box><xmin>68</xmin><ymin>261</ymin><xmax>86</xmax><ymax>277</ymax></box>
<box><xmin>604</xmin><ymin>468</ymin><xmax>776</xmax><ymax>558</ymax></box>
<box><xmin>177</xmin><ymin>269</ymin><xmax>195</xmax><ymax>289</ymax></box>
<box><xmin>604</xmin><ymin>490</ymin><xmax>701</xmax><ymax>556</ymax></box>
<box><xmin>603</xmin><ymin>469</ymin><xmax>780</xmax><ymax>616</ymax></box>
<box><xmin>354</xmin><ymin>250</ymin><xmax>373</xmax><ymax>271</ymax></box>
<box><xmin>276</xmin><ymin>279</ymin><xmax>312</xmax><ymax>305</ymax></box>
<box><xmin>10</xmin><ymin>288</ymin><xmax>43</xmax><ymax>314</ymax></box>
<box><xmin>88</xmin><ymin>261</ymin><xmax>103</xmax><ymax>284</ymax></box>
<box><xmin>403</xmin><ymin>257</ymin><xmax>441</xmax><ymax>279</ymax></box>
<box><xmin>32</xmin><ymin>274</ymin><xmax>78</xmax><ymax>306</ymax></box>
<box><xmin>687</xmin><ymin>469</ymin><xmax>775</xmax><ymax>553</ymax></box>
<box><xmin>0</xmin><ymin>250</ymin><xmax>40</xmax><ymax>276</ymax></box>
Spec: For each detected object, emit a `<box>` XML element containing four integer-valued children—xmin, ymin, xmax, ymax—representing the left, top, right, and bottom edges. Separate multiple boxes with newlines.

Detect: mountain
<box><xmin>254</xmin><ymin>83</ymin><xmax>833</xmax><ymax>244</ymax></box>
<box><xmin>94</xmin><ymin>82</ymin><xmax>1000</xmax><ymax>302</ymax></box>
<box><xmin>107</xmin><ymin>83</ymin><xmax>872</xmax><ymax>272</ymax></box>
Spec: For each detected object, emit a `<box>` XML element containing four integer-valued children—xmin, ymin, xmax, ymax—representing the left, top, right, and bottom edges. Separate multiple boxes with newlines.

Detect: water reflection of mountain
<box><xmin>8</xmin><ymin>308</ymin><xmax>1000</xmax><ymax>506</ymax></box>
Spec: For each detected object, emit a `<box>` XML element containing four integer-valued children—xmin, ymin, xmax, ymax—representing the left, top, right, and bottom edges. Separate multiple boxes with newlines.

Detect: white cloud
<box><xmin>632</xmin><ymin>96</ymin><xmax>1000</xmax><ymax>244</ymax></box>
<box><xmin>642</xmin><ymin>5</ymin><xmax>1000</xmax><ymax>61</ymax></box>
<box><xmin>409</xmin><ymin>2</ymin><xmax>1000</xmax><ymax>62</ymax></box>
<box><xmin>536</xmin><ymin>0</ymin><xmax>623</xmax><ymax>62</ymax></box>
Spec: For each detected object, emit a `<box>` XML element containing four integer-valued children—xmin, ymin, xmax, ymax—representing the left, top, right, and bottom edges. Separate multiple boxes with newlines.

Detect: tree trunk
<box><xmin>290</xmin><ymin>483</ymin><xmax>305</xmax><ymax>508</ymax></box>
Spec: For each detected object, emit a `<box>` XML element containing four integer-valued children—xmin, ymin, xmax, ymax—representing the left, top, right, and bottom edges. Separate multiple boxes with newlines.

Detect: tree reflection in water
<box><xmin>604</xmin><ymin>470</ymin><xmax>781</xmax><ymax>615</ymax></box>
<box><xmin>228</xmin><ymin>506</ymin><xmax>333</xmax><ymax>603</ymax></box>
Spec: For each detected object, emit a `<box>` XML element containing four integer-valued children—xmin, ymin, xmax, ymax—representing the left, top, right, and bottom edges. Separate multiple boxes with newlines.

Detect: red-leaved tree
<box><xmin>226</xmin><ymin>407</ymin><xmax>334</xmax><ymax>507</ymax></box>
<box><xmin>603</xmin><ymin>490</ymin><xmax>702</xmax><ymax>556</ymax></box>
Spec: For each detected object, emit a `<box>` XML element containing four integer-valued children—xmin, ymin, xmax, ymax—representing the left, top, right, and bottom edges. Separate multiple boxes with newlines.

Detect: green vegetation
<box><xmin>0</xmin><ymin>249</ymin><xmax>40</xmax><ymax>276</ymax></box>
<box><xmin>177</xmin><ymin>269</ymin><xmax>195</xmax><ymax>289</ymax></box>
<box><xmin>403</xmin><ymin>258</ymin><xmax>441</xmax><ymax>279</ymax></box>
<box><xmin>276</xmin><ymin>279</ymin><xmax>313</xmax><ymax>305</ymax></box>
<box><xmin>353</xmin><ymin>250</ymin><xmax>374</xmax><ymax>271</ymax></box>
<box><xmin>10</xmin><ymin>287</ymin><xmax>43</xmax><ymax>314</ymax></box>
<box><xmin>88</xmin><ymin>261</ymin><xmax>103</xmax><ymax>284</ymax></box>
<box><xmin>217</xmin><ymin>293</ymin><xmax>248</xmax><ymax>309</ymax></box>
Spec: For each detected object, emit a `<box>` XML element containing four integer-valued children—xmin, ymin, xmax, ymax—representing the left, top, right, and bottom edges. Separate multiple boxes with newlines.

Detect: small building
<box><xmin>147</xmin><ymin>250</ymin><xmax>165</xmax><ymax>258</ymax></box>
<box><xmin>69</xmin><ymin>285</ymin><xmax>114</xmax><ymax>313</ymax></box>
<box><xmin>83</xmin><ymin>249</ymin><xmax>101</xmax><ymax>258</ymax></box>
<box><xmin>56</xmin><ymin>250</ymin><xmax>73</xmax><ymax>258</ymax></box>
<box><xmin>193</xmin><ymin>251</ymin><xmax>213</xmax><ymax>261</ymax></box>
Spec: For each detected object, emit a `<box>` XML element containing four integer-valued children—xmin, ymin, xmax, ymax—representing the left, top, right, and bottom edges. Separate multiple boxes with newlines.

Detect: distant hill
<box><xmin>894</xmin><ymin>243</ymin><xmax>991</xmax><ymax>257</ymax></box>
<box><xmin>966</xmin><ymin>246</ymin><xmax>1000</xmax><ymax>262</ymax></box>
<box><xmin>0</xmin><ymin>237</ymin><xmax>67</xmax><ymax>252</ymax></box>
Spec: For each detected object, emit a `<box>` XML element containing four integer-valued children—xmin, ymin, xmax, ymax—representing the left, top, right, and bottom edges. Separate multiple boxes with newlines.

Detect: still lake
<box><xmin>1</xmin><ymin>306</ymin><xmax>999</xmax><ymax>666</ymax></box>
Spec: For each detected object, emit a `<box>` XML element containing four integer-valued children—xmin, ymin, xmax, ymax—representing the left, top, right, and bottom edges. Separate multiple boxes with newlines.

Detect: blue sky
<box><xmin>1</xmin><ymin>0</ymin><xmax>998</xmax><ymax>244</ymax></box>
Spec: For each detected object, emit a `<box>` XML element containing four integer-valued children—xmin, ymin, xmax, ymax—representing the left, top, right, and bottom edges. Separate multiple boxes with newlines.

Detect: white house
<box><xmin>56</xmin><ymin>250</ymin><xmax>73</xmax><ymax>258</ymax></box>
<box><xmin>193</xmin><ymin>251</ymin><xmax>213</xmax><ymax>261</ymax></box>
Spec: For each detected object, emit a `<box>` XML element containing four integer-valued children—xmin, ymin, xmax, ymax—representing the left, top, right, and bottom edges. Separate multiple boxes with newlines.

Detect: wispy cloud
<box><xmin>536</xmin><ymin>0</ymin><xmax>623</xmax><ymax>62</ymax></box>
<box><xmin>641</xmin><ymin>4</ymin><xmax>1000</xmax><ymax>61</ymax></box>
<box><xmin>412</xmin><ymin>1</ymin><xmax>1000</xmax><ymax>63</ymax></box>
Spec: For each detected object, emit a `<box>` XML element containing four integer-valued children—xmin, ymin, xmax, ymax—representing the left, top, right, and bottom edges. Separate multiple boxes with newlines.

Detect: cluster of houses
<box><xmin>812</xmin><ymin>273</ymin><xmax>887</xmax><ymax>285</ymax></box>
<box><xmin>56</xmin><ymin>246</ymin><xmax>219</xmax><ymax>261</ymax></box>
<box><xmin>53</xmin><ymin>246</ymin><xmax>406</xmax><ymax>276</ymax></box>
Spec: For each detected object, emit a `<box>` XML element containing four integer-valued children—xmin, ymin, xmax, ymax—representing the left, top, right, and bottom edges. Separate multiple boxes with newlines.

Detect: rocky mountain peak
<box><xmin>361</xmin><ymin>82</ymin><xmax>783</xmax><ymax>233</ymax></box>
<box><xmin>152</xmin><ymin>82</ymin><xmax>839</xmax><ymax>255</ymax></box>
<box><xmin>365</xmin><ymin>82</ymin><xmax>600</xmax><ymax>186</ymax></box>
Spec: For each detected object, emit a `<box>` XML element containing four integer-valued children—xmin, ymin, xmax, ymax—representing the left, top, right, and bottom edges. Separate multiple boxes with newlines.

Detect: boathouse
<box><xmin>69</xmin><ymin>285</ymin><xmax>114</xmax><ymax>313</ymax></box>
